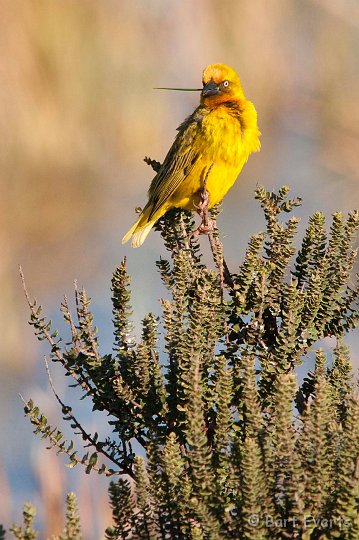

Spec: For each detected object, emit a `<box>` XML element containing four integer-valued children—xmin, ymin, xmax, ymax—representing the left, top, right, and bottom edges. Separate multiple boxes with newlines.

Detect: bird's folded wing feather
<box><xmin>147</xmin><ymin>115</ymin><xmax>202</xmax><ymax>219</ymax></box>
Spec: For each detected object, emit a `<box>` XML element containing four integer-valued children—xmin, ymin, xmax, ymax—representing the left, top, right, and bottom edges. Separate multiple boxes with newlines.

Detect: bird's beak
<box><xmin>202</xmin><ymin>80</ymin><xmax>220</xmax><ymax>97</ymax></box>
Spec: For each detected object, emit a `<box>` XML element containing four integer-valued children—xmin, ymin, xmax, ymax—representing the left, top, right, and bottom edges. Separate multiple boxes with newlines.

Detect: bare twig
<box><xmin>207</xmin><ymin>226</ymin><xmax>235</xmax><ymax>292</ymax></box>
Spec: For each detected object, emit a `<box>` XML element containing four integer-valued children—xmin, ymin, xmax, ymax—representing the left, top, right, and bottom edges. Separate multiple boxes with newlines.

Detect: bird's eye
<box><xmin>223</xmin><ymin>80</ymin><xmax>229</xmax><ymax>88</ymax></box>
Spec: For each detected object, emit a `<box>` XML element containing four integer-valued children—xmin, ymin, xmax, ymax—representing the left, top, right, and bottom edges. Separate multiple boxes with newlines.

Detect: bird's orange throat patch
<box><xmin>201</xmin><ymin>94</ymin><xmax>244</xmax><ymax>109</ymax></box>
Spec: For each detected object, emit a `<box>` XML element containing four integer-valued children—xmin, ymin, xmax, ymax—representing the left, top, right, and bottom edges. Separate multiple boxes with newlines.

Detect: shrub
<box><xmin>7</xmin><ymin>187</ymin><xmax>359</xmax><ymax>539</ymax></box>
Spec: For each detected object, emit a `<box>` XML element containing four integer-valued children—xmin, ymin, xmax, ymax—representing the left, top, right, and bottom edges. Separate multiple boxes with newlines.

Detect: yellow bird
<box><xmin>122</xmin><ymin>63</ymin><xmax>260</xmax><ymax>248</ymax></box>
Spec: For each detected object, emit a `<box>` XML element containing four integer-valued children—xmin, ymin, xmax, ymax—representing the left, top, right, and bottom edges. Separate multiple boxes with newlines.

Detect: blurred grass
<box><xmin>1</xmin><ymin>0</ymin><xmax>359</xmax><ymax>537</ymax></box>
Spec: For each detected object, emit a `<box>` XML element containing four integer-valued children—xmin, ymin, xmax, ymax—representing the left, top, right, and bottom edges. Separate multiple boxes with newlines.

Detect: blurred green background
<box><xmin>1</xmin><ymin>0</ymin><xmax>359</xmax><ymax>537</ymax></box>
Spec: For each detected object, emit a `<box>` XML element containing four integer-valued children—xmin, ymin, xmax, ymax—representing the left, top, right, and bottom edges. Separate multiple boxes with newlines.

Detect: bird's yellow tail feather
<box><xmin>122</xmin><ymin>211</ymin><xmax>156</xmax><ymax>248</ymax></box>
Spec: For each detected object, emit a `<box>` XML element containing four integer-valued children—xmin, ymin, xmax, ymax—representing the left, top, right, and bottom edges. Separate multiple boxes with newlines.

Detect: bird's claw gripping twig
<box><xmin>191</xmin><ymin>188</ymin><xmax>216</xmax><ymax>237</ymax></box>
<box><xmin>191</xmin><ymin>163</ymin><xmax>214</xmax><ymax>238</ymax></box>
<box><xmin>191</xmin><ymin>218</ymin><xmax>216</xmax><ymax>238</ymax></box>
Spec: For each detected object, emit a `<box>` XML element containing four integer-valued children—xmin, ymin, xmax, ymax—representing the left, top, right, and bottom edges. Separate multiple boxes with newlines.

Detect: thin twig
<box><xmin>20</xmin><ymin>266</ymin><xmax>96</xmax><ymax>397</ymax></box>
<box><xmin>44</xmin><ymin>357</ymin><xmax>135</xmax><ymax>478</ymax></box>
<box><xmin>62</xmin><ymin>295</ymin><xmax>81</xmax><ymax>353</ymax></box>
<box><xmin>208</xmin><ymin>229</ymin><xmax>223</xmax><ymax>288</ymax></box>
<box><xmin>207</xmin><ymin>228</ymin><xmax>235</xmax><ymax>292</ymax></box>
<box><xmin>78</xmin><ymin>287</ymin><xmax>102</xmax><ymax>364</ymax></box>
<box><xmin>20</xmin><ymin>266</ymin><xmax>145</xmax><ymax>444</ymax></box>
<box><xmin>179</xmin><ymin>213</ymin><xmax>191</xmax><ymax>251</ymax></box>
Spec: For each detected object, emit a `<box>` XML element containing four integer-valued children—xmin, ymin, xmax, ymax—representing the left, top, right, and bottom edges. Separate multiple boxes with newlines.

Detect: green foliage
<box><xmin>8</xmin><ymin>496</ymin><xmax>83</xmax><ymax>540</ymax></box>
<box><xmin>9</xmin><ymin>503</ymin><xmax>37</xmax><ymax>540</ymax></box>
<box><xmin>57</xmin><ymin>493</ymin><xmax>82</xmax><ymax>540</ymax></box>
<box><xmin>105</xmin><ymin>479</ymin><xmax>134</xmax><ymax>539</ymax></box>
<box><xmin>10</xmin><ymin>186</ymin><xmax>359</xmax><ymax>539</ymax></box>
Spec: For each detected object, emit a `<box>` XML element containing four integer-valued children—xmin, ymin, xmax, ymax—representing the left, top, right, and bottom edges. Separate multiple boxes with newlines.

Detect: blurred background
<box><xmin>1</xmin><ymin>0</ymin><xmax>359</xmax><ymax>537</ymax></box>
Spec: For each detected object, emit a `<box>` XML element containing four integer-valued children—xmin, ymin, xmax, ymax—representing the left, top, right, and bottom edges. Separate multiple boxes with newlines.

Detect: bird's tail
<box><xmin>122</xmin><ymin>208</ymin><xmax>156</xmax><ymax>248</ymax></box>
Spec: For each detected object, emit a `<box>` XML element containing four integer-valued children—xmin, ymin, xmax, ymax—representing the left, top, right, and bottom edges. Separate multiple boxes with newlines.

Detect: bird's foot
<box><xmin>191</xmin><ymin>187</ymin><xmax>214</xmax><ymax>237</ymax></box>
<box><xmin>191</xmin><ymin>217</ymin><xmax>216</xmax><ymax>238</ymax></box>
<box><xmin>197</xmin><ymin>189</ymin><xmax>210</xmax><ymax>216</ymax></box>
<box><xmin>193</xmin><ymin>188</ymin><xmax>210</xmax><ymax>219</ymax></box>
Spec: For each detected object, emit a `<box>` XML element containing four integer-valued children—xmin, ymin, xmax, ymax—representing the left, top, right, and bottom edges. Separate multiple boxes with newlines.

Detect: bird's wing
<box><xmin>147</xmin><ymin>110</ymin><xmax>204</xmax><ymax>219</ymax></box>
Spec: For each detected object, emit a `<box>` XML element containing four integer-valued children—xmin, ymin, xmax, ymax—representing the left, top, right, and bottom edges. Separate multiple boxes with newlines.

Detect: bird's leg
<box><xmin>197</xmin><ymin>188</ymin><xmax>211</xmax><ymax>227</ymax></box>
<box><xmin>191</xmin><ymin>163</ymin><xmax>216</xmax><ymax>237</ymax></box>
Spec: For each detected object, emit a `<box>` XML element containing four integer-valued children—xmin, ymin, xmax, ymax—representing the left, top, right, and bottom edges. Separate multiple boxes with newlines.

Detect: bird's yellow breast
<box><xmin>169</xmin><ymin>101</ymin><xmax>260</xmax><ymax>211</ymax></box>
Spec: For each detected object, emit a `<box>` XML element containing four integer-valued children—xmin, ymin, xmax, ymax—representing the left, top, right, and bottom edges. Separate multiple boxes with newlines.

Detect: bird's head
<box><xmin>200</xmin><ymin>63</ymin><xmax>245</xmax><ymax>107</ymax></box>
<box><xmin>154</xmin><ymin>64</ymin><xmax>246</xmax><ymax>107</ymax></box>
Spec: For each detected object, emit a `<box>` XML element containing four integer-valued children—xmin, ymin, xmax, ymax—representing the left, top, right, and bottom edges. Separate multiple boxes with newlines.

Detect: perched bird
<box><xmin>122</xmin><ymin>63</ymin><xmax>260</xmax><ymax>248</ymax></box>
